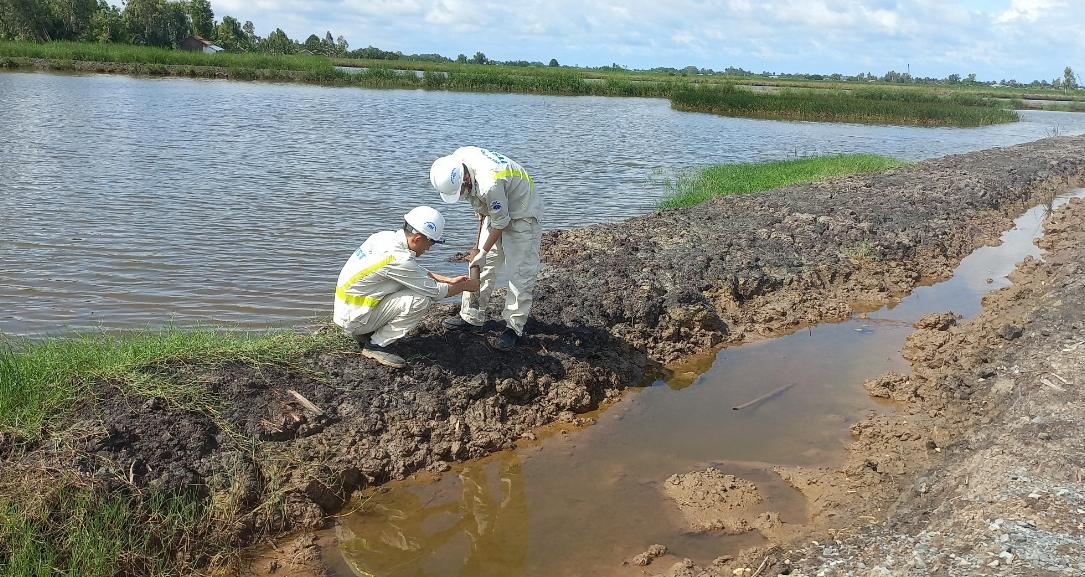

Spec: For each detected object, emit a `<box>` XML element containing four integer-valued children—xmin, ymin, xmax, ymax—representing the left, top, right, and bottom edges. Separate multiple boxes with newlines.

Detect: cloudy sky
<box><xmin>206</xmin><ymin>0</ymin><xmax>1080</xmax><ymax>83</ymax></box>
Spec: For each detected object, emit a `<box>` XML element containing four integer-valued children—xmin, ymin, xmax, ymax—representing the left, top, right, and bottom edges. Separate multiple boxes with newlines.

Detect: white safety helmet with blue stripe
<box><xmin>429</xmin><ymin>155</ymin><xmax>465</xmax><ymax>204</ymax></box>
<box><xmin>404</xmin><ymin>206</ymin><xmax>445</xmax><ymax>244</ymax></box>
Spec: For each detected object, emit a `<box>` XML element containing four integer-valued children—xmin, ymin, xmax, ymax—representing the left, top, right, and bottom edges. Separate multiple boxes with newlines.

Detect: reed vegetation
<box><xmin>0</xmin><ymin>40</ymin><xmax>335</xmax><ymax>74</ymax></box>
<box><xmin>671</xmin><ymin>84</ymin><xmax>1020</xmax><ymax>127</ymax></box>
<box><xmin>0</xmin><ymin>40</ymin><xmax>1027</xmax><ymax>126</ymax></box>
<box><xmin>657</xmin><ymin>154</ymin><xmax>905</xmax><ymax>209</ymax></box>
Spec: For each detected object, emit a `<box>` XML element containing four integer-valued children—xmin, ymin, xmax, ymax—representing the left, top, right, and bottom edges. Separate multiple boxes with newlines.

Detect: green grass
<box><xmin>0</xmin><ymin>325</ymin><xmax>342</xmax><ymax>576</ymax></box>
<box><xmin>0</xmin><ymin>326</ymin><xmax>335</xmax><ymax>442</ymax></box>
<box><xmin>657</xmin><ymin>154</ymin><xmax>906</xmax><ymax>209</ymax></box>
<box><xmin>0</xmin><ymin>40</ymin><xmax>335</xmax><ymax>73</ymax></box>
<box><xmin>671</xmin><ymin>84</ymin><xmax>1020</xmax><ymax>127</ymax></box>
<box><xmin>0</xmin><ymin>481</ymin><xmax>220</xmax><ymax>577</ymax></box>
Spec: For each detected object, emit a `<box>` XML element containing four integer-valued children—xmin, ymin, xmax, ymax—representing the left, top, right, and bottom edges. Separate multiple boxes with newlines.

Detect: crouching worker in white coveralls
<box><xmin>334</xmin><ymin>206</ymin><xmax>480</xmax><ymax>369</ymax></box>
<box><xmin>429</xmin><ymin>147</ymin><xmax>544</xmax><ymax>352</ymax></box>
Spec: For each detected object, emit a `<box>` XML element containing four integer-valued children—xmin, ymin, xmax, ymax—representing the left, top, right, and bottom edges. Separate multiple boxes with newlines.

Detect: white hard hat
<box><xmin>429</xmin><ymin>155</ymin><xmax>464</xmax><ymax>204</ymax></box>
<box><xmin>404</xmin><ymin>206</ymin><xmax>445</xmax><ymax>243</ymax></box>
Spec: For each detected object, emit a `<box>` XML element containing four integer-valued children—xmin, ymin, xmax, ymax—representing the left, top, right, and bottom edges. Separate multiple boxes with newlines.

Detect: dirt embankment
<box><xmin>646</xmin><ymin>195</ymin><xmax>1085</xmax><ymax>577</ymax></box>
<box><xmin>8</xmin><ymin>135</ymin><xmax>1085</xmax><ymax>573</ymax></box>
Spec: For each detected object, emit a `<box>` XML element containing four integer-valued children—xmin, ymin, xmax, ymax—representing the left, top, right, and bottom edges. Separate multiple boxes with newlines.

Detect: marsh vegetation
<box><xmin>0</xmin><ymin>40</ymin><xmax>1059</xmax><ymax>127</ymax></box>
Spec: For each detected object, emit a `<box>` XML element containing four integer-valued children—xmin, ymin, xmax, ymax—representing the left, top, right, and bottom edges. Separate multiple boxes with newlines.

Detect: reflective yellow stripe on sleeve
<box><xmin>494</xmin><ymin>168</ymin><xmax>532</xmax><ymax>183</ymax></box>
<box><xmin>335</xmin><ymin>254</ymin><xmax>395</xmax><ymax>307</ymax></box>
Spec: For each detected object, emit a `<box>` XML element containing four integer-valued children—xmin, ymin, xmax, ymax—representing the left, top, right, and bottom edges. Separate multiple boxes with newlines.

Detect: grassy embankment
<box><xmin>0</xmin><ymin>40</ymin><xmax>680</xmax><ymax>97</ymax></box>
<box><xmin>0</xmin><ymin>40</ymin><xmax>1034</xmax><ymax>126</ymax></box>
<box><xmin>657</xmin><ymin>154</ymin><xmax>906</xmax><ymax>209</ymax></box>
<box><xmin>0</xmin><ymin>328</ymin><xmax>339</xmax><ymax>576</ymax></box>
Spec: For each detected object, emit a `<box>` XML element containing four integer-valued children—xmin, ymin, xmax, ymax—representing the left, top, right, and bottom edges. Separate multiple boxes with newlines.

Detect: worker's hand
<box><xmin>454</xmin><ymin>277</ymin><xmax>481</xmax><ymax>293</ymax></box>
<box><xmin>469</xmin><ymin>249</ymin><xmax>487</xmax><ymax>268</ymax></box>
<box><xmin>466</xmin><ymin>248</ymin><xmax>480</xmax><ymax>260</ymax></box>
<box><xmin>448</xmin><ymin>275</ymin><xmax>470</xmax><ymax>283</ymax></box>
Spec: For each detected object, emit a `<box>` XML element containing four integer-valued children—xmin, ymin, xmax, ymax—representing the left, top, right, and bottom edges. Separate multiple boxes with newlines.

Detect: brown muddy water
<box><xmin>321</xmin><ymin>192</ymin><xmax>1084</xmax><ymax>577</ymax></box>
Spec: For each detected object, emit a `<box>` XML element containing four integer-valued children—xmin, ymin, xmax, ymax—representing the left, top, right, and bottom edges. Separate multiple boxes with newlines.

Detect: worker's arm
<box><xmin>475</xmin><ymin>213</ymin><xmax>486</xmax><ymax>245</ymax></box>
<box><xmin>468</xmin><ymin>213</ymin><xmax>501</xmax><ymax>262</ymax></box>
<box><xmin>445</xmin><ymin>276</ymin><xmax>480</xmax><ymax>297</ymax></box>
<box><xmin>479</xmin><ymin>227</ymin><xmax>502</xmax><ymax>252</ymax></box>
<box><xmin>429</xmin><ymin>272</ymin><xmax>469</xmax><ymax>284</ymax></box>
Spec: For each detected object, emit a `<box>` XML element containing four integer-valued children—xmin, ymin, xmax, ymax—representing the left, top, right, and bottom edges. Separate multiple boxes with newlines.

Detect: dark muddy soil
<box><xmin>11</xmin><ymin>135</ymin><xmax>1085</xmax><ymax>575</ymax></box>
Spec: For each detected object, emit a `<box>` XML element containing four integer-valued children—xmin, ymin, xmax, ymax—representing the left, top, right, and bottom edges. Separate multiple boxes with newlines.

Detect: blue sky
<box><xmin>204</xmin><ymin>0</ymin><xmax>1081</xmax><ymax>83</ymax></box>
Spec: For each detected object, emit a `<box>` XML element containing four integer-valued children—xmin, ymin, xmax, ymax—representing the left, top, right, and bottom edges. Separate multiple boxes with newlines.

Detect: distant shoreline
<box><xmin>4</xmin><ymin>40</ymin><xmax>1083</xmax><ymax>125</ymax></box>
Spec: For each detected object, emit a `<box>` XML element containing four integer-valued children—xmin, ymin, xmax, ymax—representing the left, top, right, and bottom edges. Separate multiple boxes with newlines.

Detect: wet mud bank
<box><xmin>13</xmin><ymin>135</ymin><xmax>1085</xmax><ymax>571</ymax></box>
<box><xmin>647</xmin><ymin>195</ymin><xmax>1085</xmax><ymax>577</ymax></box>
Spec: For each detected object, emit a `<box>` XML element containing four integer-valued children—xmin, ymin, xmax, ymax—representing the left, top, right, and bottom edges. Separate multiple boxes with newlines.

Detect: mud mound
<box><xmin>663</xmin><ymin>468</ymin><xmax>782</xmax><ymax>536</ymax></box>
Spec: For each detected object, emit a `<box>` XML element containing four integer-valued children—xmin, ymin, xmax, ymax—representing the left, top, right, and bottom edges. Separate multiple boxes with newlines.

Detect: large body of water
<box><xmin>3</xmin><ymin>70</ymin><xmax>1085</xmax><ymax>336</ymax></box>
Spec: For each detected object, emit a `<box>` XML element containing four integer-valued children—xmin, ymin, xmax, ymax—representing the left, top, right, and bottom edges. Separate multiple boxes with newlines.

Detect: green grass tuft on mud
<box><xmin>0</xmin><ymin>325</ymin><xmax>342</xmax><ymax>576</ymax></box>
<box><xmin>0</xmin><ymin>326</ymin><xmax>336</xmax><ymax>440</ymax></box>
<box><xmin>670</xmin><ymin>84</ymin><xmax>1021</xmax><ymax>127</ymax></box>
<box><xmin>1</xmin><ymin>479</ymin><xmax>220</xmax><ymax>577</ymax></box>
<box><xmin>656</xmin><ymin>154</ymin><xmax>905</xmax><ymax>209</ymax></box>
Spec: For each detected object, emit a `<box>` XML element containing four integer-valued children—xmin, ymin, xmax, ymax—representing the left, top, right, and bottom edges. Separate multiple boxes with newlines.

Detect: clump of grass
<box><xmin>840</xmin><ymin>241</ymin><xmax>877</xmax><ymax>267</ymax></box>
<box><xmin>657</xmin><ymin>154</ymin><xmax>905</xmax><ymax>209</ymax></box>
<box><xmin>0</xmin><ymin>326</ymin><xmax>337</xmax><ymax>442</ymax></box>
<box><xmin>0</xmin><ymin>325</ymin><xmax>344</xmax><ymax>575</ymax></box>
<box><xmin>852</xmin><ymin>87</ymin><xmax>940</xmax><ymax>104</ymax></box>
<box><xmin>0</xmin><ymin>471</ymin><xmax>230</xmax><ymax>576</ymax></box>
<box><xmin>671</xmin><ymin>85</ymin><xmax>1019</xmax><ymax>127</ymax></box>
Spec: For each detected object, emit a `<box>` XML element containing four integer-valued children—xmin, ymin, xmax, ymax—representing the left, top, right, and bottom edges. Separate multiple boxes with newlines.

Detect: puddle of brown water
<box><xmin>327</xmin><ymin>192</ymin><xmax>1085</xmax><ymax>577</ymax></box>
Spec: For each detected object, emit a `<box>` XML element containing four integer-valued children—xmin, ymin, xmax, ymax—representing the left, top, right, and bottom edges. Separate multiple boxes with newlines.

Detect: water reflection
<box><xmin>336</xmin><ymin>452</ymin><xmax>527</xmax><ymax>577</ymax></box>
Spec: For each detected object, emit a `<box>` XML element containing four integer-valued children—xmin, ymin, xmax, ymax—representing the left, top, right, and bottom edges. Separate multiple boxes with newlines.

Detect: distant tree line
<box><xmin>0</xmin><ymin>0</ymin><xmax>1076</xmax><ymax>87</ymax></box>
<box><xmin>0</xmin><ymin>0</ymin><xmax>560</xmax><ymax>65</ymax></box>
<box><xmin>646</xmin><ymin>64</ymin><xmax>1080</xmax><ymax>90</ymax></box>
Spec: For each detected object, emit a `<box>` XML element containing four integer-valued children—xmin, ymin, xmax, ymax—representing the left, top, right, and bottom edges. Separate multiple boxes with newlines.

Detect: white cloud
<box><xmin>993</xmin><ymin>0</ymin><xmax>1065</xmax><ymax>23</ymax></box>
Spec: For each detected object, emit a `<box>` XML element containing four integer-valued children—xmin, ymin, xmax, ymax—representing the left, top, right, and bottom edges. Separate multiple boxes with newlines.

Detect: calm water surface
<box><xmin>2</xmin><ymin>70</ymin><xmax>1085</xmax><ymax>335</ymax></box>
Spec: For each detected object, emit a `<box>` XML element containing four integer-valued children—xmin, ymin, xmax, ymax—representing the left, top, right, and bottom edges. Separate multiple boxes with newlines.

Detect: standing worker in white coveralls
<box><xmin>334</xmin><ymin>206</ymin><xmax>480</xmax><ymax>369</ymax></box>
<box><xmin>429</xmin><ymin>147</ymin><xmax>543</xmax><ymax>351</ymax></box>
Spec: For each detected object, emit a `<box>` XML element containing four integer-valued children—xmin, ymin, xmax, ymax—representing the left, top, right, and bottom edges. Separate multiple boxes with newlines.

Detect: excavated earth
<box><xmin>8</xmin><ymin>135</ymin><xmax>1085</xmax><ymax>575</ymax></box>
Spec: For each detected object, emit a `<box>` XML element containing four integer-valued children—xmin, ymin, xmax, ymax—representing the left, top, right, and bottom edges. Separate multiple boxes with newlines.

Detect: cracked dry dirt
<box><xmin>11</xmin><ymin>135</ymin><xmax>1085</xmax><ymax>576</ymax></box>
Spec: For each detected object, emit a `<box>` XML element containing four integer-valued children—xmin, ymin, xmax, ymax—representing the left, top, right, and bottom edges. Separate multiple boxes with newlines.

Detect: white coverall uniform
<box><xmin>334</xmin><ymin>229</ymin><xmax>450</xmax><ymax>347</ymax></box>
<box><xmin>455</xmin><ymin>146</ymin><xmax>544</xmax><ymax>336</ymax></box>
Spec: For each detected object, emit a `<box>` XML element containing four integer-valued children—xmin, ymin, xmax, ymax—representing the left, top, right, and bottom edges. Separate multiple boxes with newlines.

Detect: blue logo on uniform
<box><xmin>491</xmin><ymin>201</ymin><xmax>502</xmax><ymax>211</ymax></box>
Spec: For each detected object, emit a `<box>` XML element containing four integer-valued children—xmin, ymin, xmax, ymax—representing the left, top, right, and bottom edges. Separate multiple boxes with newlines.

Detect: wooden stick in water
<box><xmin>732</xmin><ymin>382</ymin><xmax>798</xmax><ymax>410</ymax></box>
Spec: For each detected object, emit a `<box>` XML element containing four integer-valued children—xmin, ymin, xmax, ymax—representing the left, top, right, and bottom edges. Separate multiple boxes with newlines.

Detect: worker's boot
<box><xmin>495</xmin><ymin>328</ymin><xmax>518</xmax><ymax>351</ymax></box>
<box><xmin>443</xmin><ymin>316</ymin><xmax>484</xmax><ymax>332</ymax></box>
<box><xmin>362</xmin><ymin>343</ymin><xmax>407</xmax><ymax>368</ymax></box>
